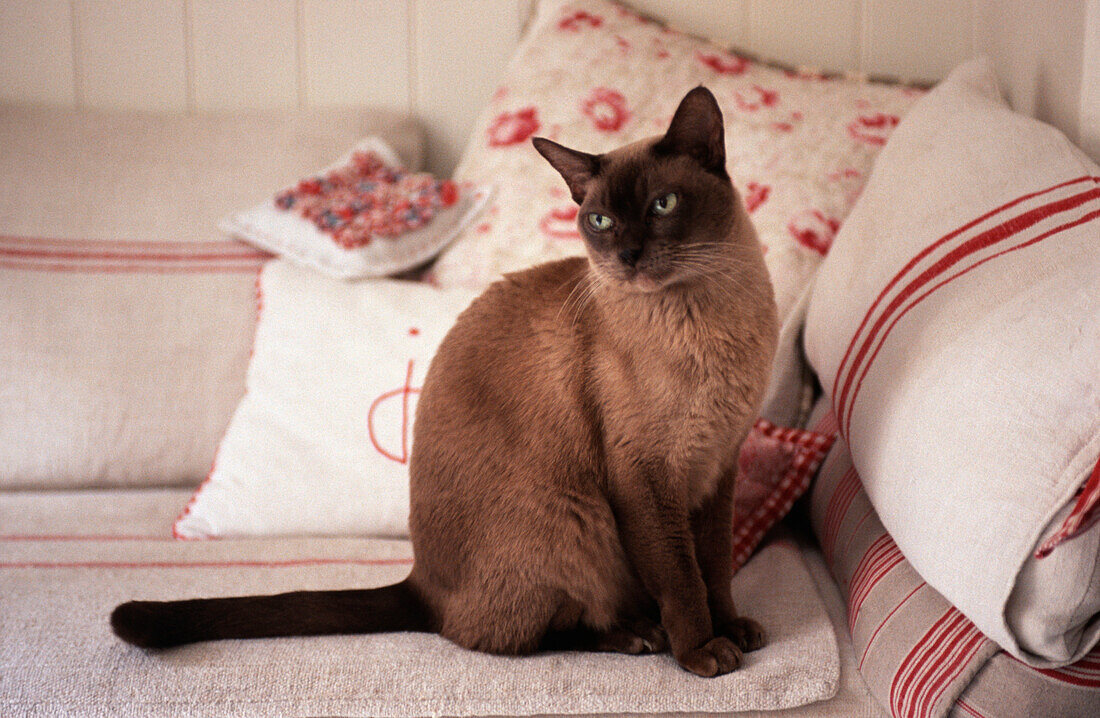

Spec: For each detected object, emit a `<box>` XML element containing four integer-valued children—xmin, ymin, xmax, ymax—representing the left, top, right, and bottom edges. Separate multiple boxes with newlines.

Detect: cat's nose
<box><xmin>618</xmin><ymin>246</ymin><xmax>643</xmax><ymax>267</ymax></box>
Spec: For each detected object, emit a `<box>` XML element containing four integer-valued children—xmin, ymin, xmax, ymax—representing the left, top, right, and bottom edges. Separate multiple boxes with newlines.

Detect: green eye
<box><xmin>587</xmin><ymin>213</ymin><xmax>614</xmax><ymax>231</ymax></box>
<box><xmin>652</xmin><ymin>193</ymin><xmax>678</xmax><ymax>216</ymax></box>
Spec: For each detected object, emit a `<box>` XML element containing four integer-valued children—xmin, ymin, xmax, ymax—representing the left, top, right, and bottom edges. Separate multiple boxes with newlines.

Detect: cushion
<box><xmin>0</xmin><ymin>106</ymin><xmax>422</xmax><ymax>489</ymax></box>
<box><xmin>1</xmin><ymin>487</ymin><xmax>840</xmax><ymax>716</ymax></box>
<box><xmin>803</xmin><ymin>59</ymin><xmax>1100</xmax><ymax>664</ymax></box>
<box><xmin>429</xmin><ymin>0</ymin><xmax>923</xmax><ymax>329</ymax></box>
<box><xmin>806</xmin><ymin>397</ymin><xmax>1100</xmax><ymax>718</ymax></box>
<box><xmin>175</xmin><ymin>260</ymin><xmax>834</xmax><ymax>559</ymax></box>
<box><xmin>221</xmin><ymin>137</ymin><xmax>492</xmax><ymax>279</ymax></box>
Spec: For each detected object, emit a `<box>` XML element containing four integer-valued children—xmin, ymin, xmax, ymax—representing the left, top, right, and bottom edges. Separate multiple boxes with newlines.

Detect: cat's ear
<box><xmin>657</xmin><ymin>86</ymin><xmax>727</xmax><ymax>175</ymax></box>
<box><xmin>532</xmin><ymin>137</ymin><xmax>600</xmax><ymax>203</ymax></box>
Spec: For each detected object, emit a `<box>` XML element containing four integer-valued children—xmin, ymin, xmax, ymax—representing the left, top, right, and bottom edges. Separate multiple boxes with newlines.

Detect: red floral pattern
<box><xmin>539</xmin><ymin>205</ymin><xmax>581</xmax><ymax>239</ymax></box>
<box><xmin>558</xmin><ymin>10</ymin><xmax>603</xmax><ymax>31</ymax></box>
<box><xmin>788</xmin><ymin>209</ymin><xmax>840</xmax><ymax>255</ymax></box>
<box><xmin>487</xmin><ymin>107</ymin><xmax>541</xmax><ymax>147</ymax></box>
<box><xmin>733</xmin><ymin>85</ymin><xmax>779</xmax><ymax>111</ymax></box>
<box><xmin>581</xmin><ymin>87</ymin><xmax>631</xmax><ymax>132</ymax></box>
<box><xmin>847</xmin><ymin>113</ymin><xmax>901</xmax><ymax>146</ymax></box>
<box><xmin>697</xmin><ymin>51</ymin><xmax>750</xmax><ymax>75</ymax></box>
<box><xmin>744</xmin><ymin>182</ymin><xmax>771</xmax><ymax>213</ymax></box>
<box><xmin>273</xmin><ymin>151</ymin><xmax>458</xmax><ymax>249</ymax></box>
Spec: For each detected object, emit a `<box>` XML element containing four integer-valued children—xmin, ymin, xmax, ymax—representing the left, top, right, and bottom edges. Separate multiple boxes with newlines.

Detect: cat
<box><xmin>111</xmin><ymin>86</ymin><xmax>779</xmax><ymax>678</ymax></box>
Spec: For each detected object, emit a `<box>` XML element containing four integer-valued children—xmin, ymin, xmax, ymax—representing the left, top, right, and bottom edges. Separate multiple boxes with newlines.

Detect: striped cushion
<box><xmin>803</xmin><ymin>59</ymin><xmax>1100</xmax><ymax>664</ymax></box>
<box><xmin>0</xmin><ymin>107</ymin><xmax>422</xmax><ymax>489</ymax></box>
<box><xmin>807</xmin><ymin>398</ymin><xmax>1100</xmax><ymax>718</ymax></box>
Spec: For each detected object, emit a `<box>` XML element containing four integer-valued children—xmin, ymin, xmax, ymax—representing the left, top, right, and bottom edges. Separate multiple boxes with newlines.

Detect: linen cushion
<box><xmin>803</xmin><ymin>59</ymin><xmax>1100</xmax><ymax>664</ymax></box>
<box><xmin>221</xmin><ymin>137</ymin><xmax>491</xmax><ymax>279</ymax></box>
<box><xmin>806</xmin><ymin>397</ymin><xmax>1100</xmax><ymax>718</ymax></box>
<box><xmin>1</xmin><ymin>488</ymin><xmax>840</xmax><ymax>717</ymax></box>
<box><xmin>430</xmin><ymin>0</ymin><xmax>922</xmax><ymax>328</ymax></box>
<box><xmin>175</xmin><ymin>259</ymin><xmax>833</xmax><ymax>558</ymax></box>
<box><xmin>0</xmin><ymin>107</ymin><xmax>422</xmax><ymax>489</ymax></box>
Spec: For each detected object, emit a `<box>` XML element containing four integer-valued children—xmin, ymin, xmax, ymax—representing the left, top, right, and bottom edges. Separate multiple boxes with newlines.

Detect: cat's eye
<box><xmin>587</xmin><ymin>213</ymin><xmax>614</xmax><ymax>231</ymax></box>
<box><xmin>652</xmin><ymin>193</ymin><xmax>678</xmax><ymax>216</ymax></box>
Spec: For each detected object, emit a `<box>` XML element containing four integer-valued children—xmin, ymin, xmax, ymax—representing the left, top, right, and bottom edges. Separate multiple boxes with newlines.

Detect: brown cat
<box><xmin>111</xmin><ymin>86</ymin><xmax>779</xmax><ymax>678</ymax></box>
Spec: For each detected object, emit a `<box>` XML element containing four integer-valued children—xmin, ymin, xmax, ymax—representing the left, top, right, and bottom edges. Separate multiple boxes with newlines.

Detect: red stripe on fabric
<box><xmin>0</xmin><ymin>234</ymin><xmax>266</xmax><ymax>252</ymax></box>
<box><xmin>843</xmin><ymin>206</ymin><xmax>1100</xmax><ymax>438</ymax></box>
<box><xmin>0</xmin><ymin>259</ymin><xmax>267</xmax><ymax>274</ymax></box>
<box><xmin>1037</xmin><ymin>454</ymin><xmax>1100</xmax><ymax>558</ymax></box>
<box><xmin>0</xmin><ymin>247</ymin><xmax>268</xmax><ymax>262</ymax></box>
<box><xmin>829</xmin><ymin>176</ymin><xmax>1097</xmax><ymax>431</ymax></box>
<box><xmin>0</xmin><ymin>534</ymin><xmax>169</xmax><ymax>542</ymax></box>
<box><xmin>839</xmin><ymin>506</ymin><xmax>876</xmax><ymax>575</ymax></box>
<box><xmin>0</xmin><ymin>558</ymin><xmax>413</xmax><ymax>569</ymax></box>
<box><xmin>836</xmin><ymin>183</ymin><xmax>1100</xmax><ymax>435</ymax></box>
<box><xmin>891</xmin><ymin>609</ymin><xmax>970</xmax><ymax>718</ymax></box>
<box><xmin>860</xmin><ymin>581</ymin><xmax>926</xmax><ymax>671</ymax></box>
<box><xmin>956</xmin><ymin>699</ymin><xmax>987</xmax><ymax>718</ymax></box>
<box><xmin>914</xmin><ymin>626</ymin><xmax>987</xmax><ymax>718</ymax></box>
<box><xmin>822</xmin><ymin>467</ymin><xmax>861</xmax><ymax>565</ymax></box>
<box><xmin>848</xmin><ymin>534</ymin><xmax>905</xmax><ymax>633</ymax></box>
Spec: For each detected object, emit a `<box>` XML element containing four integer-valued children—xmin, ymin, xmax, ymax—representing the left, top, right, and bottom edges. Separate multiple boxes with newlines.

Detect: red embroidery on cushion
<box><xmin>744</xmin><ymin>182</ymin><xmax>771</xmax><ymax>213</ymax></box>
<box><xmin>367</xmin><ymin>360</ymin><xmax>419</xmax><ymax>464</ymax></box>
<box><xmin>487</xmin><ymin>107</ymin><xmax>540</xmax><ymax>147</ymax></box>
<box><xmin>274</xmin><ymin>151</ymin><xmax>459</xmax><ymax>248</ymax></box>
<box><xmin>788</xmin><ymin>209</ymin><xmax>840</xmax><ymax>255</ymax></box>
<box><xmin>558</xmin><ymin>10</ymin><xmax>602</xmax><ymax>31</ymax></box>
<box><xmin>614</xmin><ymin>35</ymin><xmax>631</xmax><ymax>54</ymax></box>
<box><xmin>581</xmin><ymin>87</ymin><xmax>631</xmax><ymax>132</ymax></box>
<box><xmin>697</xmin><ymin>51</ymin><xmax>750</xmax><ymax>75</ymax></box>
<box><xmin>847</xmin><ymin>113</ymin><xmax>900</xmax><ymax>146</ymax></box>
<box><xmin>733</xmin><ymin>85</ymin><xmax>779</xmax><ymax>111</ymax></box>
<box><xmin>539</xmin><ymin>205</ymin><xmax>581</xmax><ymax>240</ymax></box>
<box><xmin>408</xmin><ymin>327</ymin><xmax>420</xmax><ymax>337</ymax></box>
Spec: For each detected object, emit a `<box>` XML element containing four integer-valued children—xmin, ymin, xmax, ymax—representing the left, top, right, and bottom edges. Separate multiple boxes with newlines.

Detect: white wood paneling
<box><xmin>0</xmin><ymin>0</ymin><xmax>76</xmax><ymax>105</ymax></box>
<box><xmin>1079</xmin><ymin>0</ymin><xmax>1100</xmax><ymax>159</ymax></box>
<box><xmin>414</xmin><ymin>0</ymin><xmax>522</xmax><ymax>174</ymax></box>
<box><xmin>863</xmin><ymin>0</ymin><xmax>972</xmax><ymax>83</ymax></box>
<box><xmin>301</xmin><ymin>0</ymin><xmax>410</xmax><ymax>109</ymax></box>
<box><xmin>74</xmin><ymin>0</ymin><xmax>189</xmax><ymax>111</ymax></box>
<box><xmin>0</xmin><ymin>0</ymin><xmax>1095</xmax><ymax>167</ymax></box>
<box><xmin>190</xmin><ymin>0</ymin><xmax>299</xmax><ymax>110</ymax></box>
<box><xmin>748</xmin><ymin>0</ymin><xmax>861</xmax><ymax>73</ymax></box>
<box><xmin>972</xmin><ymin>0</ymin><xmax>1086</xmax><ymax>144</ymax></box>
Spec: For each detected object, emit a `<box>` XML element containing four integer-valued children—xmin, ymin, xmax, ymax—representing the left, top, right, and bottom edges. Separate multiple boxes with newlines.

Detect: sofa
<box><xmin>3</xmin><ymin>2</ymin><xmax>1098</xmax><ymax>716</ymax></box>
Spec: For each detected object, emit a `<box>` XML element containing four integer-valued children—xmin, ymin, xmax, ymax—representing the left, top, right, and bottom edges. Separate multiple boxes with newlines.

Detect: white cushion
<box><xmin>803</xmin><ymin>58</ymin><xmax>1100</xmax><ymax>665</ymax></box>
<box><xmin>221</xmin><ymin>137</ymin><xmax>492</xmax><ymax>279</ymax></box>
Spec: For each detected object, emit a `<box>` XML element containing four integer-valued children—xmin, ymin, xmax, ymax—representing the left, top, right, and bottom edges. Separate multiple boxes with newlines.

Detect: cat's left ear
<box><xmin>656</xmin><ymin>86</ymin><xmax>727</xmax><ymax>176</ymax></box>
<box><xmin>532</xmin><ymin>137</ymin><xmax>599</xmax><ymax>204</ymax></box>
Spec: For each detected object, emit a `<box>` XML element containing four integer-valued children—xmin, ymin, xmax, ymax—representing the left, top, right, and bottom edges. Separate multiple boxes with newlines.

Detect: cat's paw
<box><xmin>716</xmin><ymin>616</ymin><xmax>767</xmax><ymax>653</ymax></box>
<box><xmin>676</xmin><ymin>636</ymin><xmax>743</xmax><ymax>677</ymax></box>
<box><xmin>594</xmin><ymin>620</ymin><xmax>668</xmax><ymax>654</ymax></box>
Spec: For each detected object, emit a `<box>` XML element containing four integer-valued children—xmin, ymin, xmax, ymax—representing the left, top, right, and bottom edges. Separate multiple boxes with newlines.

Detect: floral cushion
<box><xmin>429</xmin><ymin>0</ymin><xmax>923</xmax><ymax>322</ymax></box>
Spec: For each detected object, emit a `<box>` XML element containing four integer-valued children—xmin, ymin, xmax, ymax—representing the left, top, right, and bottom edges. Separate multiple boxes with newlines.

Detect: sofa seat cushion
<box><xmin>1</xmin><ymin>489</ymin><xmax>843</xmax><ymax>717</ymax></box>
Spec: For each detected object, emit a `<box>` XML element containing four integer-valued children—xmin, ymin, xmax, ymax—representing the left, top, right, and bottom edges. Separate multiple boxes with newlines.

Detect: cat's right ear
<box><xmin>532</xmin><ymin>137</ymin><xmax>599</xmax><ymax>204</ymax></box>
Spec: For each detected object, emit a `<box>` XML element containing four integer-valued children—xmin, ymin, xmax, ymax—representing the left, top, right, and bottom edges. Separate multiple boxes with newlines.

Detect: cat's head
<box><xmin>533</xmin><ymin>86</ymin><xmax>738</xmax><ymax>292</ymax></box>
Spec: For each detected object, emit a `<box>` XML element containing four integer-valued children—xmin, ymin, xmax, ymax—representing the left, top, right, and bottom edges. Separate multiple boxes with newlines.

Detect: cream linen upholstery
<box><xmin>0</xmin><ymin>488</ymin><xmax>850</xmax><ymax>717</ymax></box>
<box><xmin>0</xmin><ymin>107</ymin><xmax>422</xmax><ymax>490</ymax></box>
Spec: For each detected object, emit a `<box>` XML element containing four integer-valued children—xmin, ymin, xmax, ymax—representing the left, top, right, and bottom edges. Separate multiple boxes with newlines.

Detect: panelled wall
<box><xmin>1</xmin><ymin>1</ymin><xmax>1095</xmax><ymax>172</ymax></box>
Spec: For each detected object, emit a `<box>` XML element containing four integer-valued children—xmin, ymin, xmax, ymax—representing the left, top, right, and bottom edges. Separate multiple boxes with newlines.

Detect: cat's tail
<box><xmin>110</xmin><ymin>578</ymin><xmax>433</xmax><ymax>649</ymax></box>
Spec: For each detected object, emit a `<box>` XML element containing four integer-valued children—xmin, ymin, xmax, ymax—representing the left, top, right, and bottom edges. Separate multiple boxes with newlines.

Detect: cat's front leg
<box><xmin>608</xmin><ymin>456</ymin><xmax>743</xmax><ymax>677</ymax></box>
<box><xmin>692</xmin><ymin>469</ymin><xmax>767</xmax><ymax>653</ymax></box>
